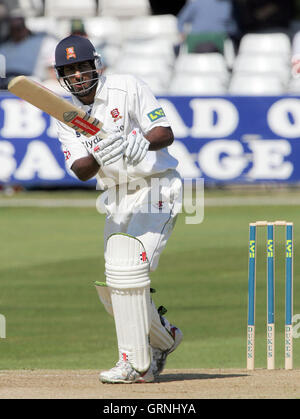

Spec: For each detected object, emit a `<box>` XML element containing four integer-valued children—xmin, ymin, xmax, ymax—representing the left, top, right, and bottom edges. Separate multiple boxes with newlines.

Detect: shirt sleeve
<box><xmin>56</xmin><ymin>120</ymin><xmax>89</xmax><ymax>170</ymax></box>
<box><xmin>177</xmin><ymin>2</ymin><xmax>196</xmax><ymax>33</ymax></box>
<box><xmin>128</xmin><ymin>76</ymin><xmax>171</xmax><ymax>135</ymax></box>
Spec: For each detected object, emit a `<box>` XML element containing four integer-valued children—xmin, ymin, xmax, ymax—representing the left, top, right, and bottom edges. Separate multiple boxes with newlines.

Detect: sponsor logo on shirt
<box><xmin>82</xmin><ymin>136</ymin><xmax>101</xmax><ymax>150</ymax></box>
<box><xmin>147</xmin><ymin>107</ymin><xmax>166</xmax><ymax>122</ymax></box>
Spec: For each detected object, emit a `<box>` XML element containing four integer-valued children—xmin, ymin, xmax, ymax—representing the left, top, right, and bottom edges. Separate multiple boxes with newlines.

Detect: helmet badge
<box><xmin>66</xmin><ymin>47</ymin><xmax>77</xmax><ymax>60</ymax></box>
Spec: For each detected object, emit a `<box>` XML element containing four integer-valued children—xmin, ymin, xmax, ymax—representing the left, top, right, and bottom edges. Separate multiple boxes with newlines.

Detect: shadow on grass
<box><xmin>158</xmin><ymin>372</ymin><xmax>248</xmax><ymax>382</ymax></box>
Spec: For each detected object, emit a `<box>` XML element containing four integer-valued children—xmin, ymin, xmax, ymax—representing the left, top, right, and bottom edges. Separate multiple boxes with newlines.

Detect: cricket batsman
<box><xmin>54</xmin><ymin>35</ymin><xmax>183</xmax><ymax>383</ymax></box>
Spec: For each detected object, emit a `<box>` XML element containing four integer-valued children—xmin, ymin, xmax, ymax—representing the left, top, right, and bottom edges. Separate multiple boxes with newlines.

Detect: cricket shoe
<box><xmin>152</xmin><ymin>308</ymin><xmax>183</xmax><ymax>377</ymax></box>
<box><xmin>99</xmin><ymin>360</ymin><xmax>156</xmax><ymax>384</ymax></box>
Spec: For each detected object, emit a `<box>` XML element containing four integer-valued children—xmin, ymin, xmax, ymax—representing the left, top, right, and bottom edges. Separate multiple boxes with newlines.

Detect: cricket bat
<box><xmin>8</xmin><ymin>75</ymin><xmax>106</xmax><ymax>138</ymax></box>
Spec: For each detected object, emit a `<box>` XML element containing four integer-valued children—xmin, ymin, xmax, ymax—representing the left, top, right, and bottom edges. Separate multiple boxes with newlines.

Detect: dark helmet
<box><xmin>54</xmin><ymin>35</ymin><xmax>102</xmax><ymax>96</ymax></box>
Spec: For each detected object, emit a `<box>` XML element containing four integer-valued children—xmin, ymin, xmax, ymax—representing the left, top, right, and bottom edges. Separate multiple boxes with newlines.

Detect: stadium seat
<box><xmin>287</xmin><ymin>77</ymin><xmax>300</xmax><ymax>94</ymax></box>
<box><xmin>19</xmin><ymin>0</ymin><xmax>44</xmax><ymax>17</ymax></box>
<box><xmin>124</xmin><ymin>15</ymin><xmax>179</xmax><ymax>43</ymax></box>
<box><xmin>26</xmin><ymin>17</ymin><xmax>58</xmax><ymax>37</ymax></box>
<box><xmin>84</xmin><ymin>17</ymin><xmax>122</xmax><ymax>45</ymax></box>
<box><xmin>106</xmin><ymin>67</ymin><xmax>168</xmax><ymax>94</ymax></box>
<box><xmin>26</xmin><ymin>17</ymin><xmax>72</xmax><ymax>40</ymax></box>
<box><xmin>98</xmin><ymin>0</ymin><xmax>150</xmax><ymax>18</ymax></box>
<box><xmin>113</xmin><ymin>57</ymin><xmax>172</xmax><ymax>86</ymax></box>
<box><xmin>121</xmin><ymin>39</ymin><xmax>176</xmax><ymax>66</ymax></box>
<box><xmin>174</xmin><ymin>52</ymin><xmax>229</xmax><ymax>84</ymax></box>
<box><xmin>223</xmin><ymin>37</ymin><xmax>236</xmax><ymax>69</ymax></box>
<box><xmin>136</xmin><ymin>75</ymin><xmax>168</xmax><ymax>95</ymax></box>
<box><xmin>168</xmin><ymin>74</ymin><xmax>227</xmax><ymax>95</ymax></box>
<box><xmin>238</xmin><ymin>33</ymin><xmax>291</xmax><ymax>57</ymax></box>
<box><xmin>292</xmin><ymin>31</ymin><xmax>300</xmax><ymax>56</ymax></box>
<box><xmin>44</xmin><ymin>0</ymin><xmax>96</xmax><ymax>18</ymax></box>
<box><xmin>97</xmin><ymin>44</ymin><xmax>122</xmax><ymax>68</ymax></box>
<box><xmin>232</xmin><ymin>54</ymin><xmax>291</xmax><ymax>85</ymax></box>
<box><xmin>228</xmin><ymin>75</ymin><xmax>284</xmax><ymax>95</ymax></box>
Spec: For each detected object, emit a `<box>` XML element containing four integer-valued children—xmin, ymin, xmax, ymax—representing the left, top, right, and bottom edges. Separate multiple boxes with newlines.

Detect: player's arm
<box><xmin>71</xmin><ymin>154</ymin><xmax>100</xmax><ymax>181</ymax></box>
<box><xmin>125</xmin><ymin>76</ymin><xmax>175</xmax><ymax>164</ymax></box>
<box><xmin>145</xmin><ymin>126</ymin><xmax>174</xmax><ymax>151</ymax></box>
<box><xmin>71</xmin><ymin>125</ymin><xmax>173</xmax><ymax>180</ymax></box>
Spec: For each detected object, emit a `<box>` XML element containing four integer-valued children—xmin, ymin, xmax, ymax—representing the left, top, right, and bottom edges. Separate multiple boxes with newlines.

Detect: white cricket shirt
<box><xmin>57</xmin><ymin>74</ymin><xmax>178</xmax><ymax>188</ymax></box>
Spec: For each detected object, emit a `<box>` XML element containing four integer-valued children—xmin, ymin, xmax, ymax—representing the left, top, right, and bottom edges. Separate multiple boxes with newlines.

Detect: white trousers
<box><xmin>97</xmin><ymin>170</ymin><xmax>183</xmax><ymax>363</ymax></box>
<box><xmin>102</xmin><ymin>170</ymin><xmax>182</xmax><ymax>271</ymax></box>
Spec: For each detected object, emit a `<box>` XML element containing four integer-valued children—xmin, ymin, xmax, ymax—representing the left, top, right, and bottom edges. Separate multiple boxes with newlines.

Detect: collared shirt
<box><xmin>57</xmin><ymin>74</ymin><xmax>178</xmax><ymax>188</ymax></box>
<box><xmin>177</xmin><ymin>0</ymin><xmax>236</xmax><ymax>34</ymax></box>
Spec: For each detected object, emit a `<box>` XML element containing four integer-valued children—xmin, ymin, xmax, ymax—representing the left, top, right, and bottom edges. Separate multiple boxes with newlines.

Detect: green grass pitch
<box><xmin>0</xmin><ymin>191</ymin><xmax>300</xmax><ymax>370</ymax></box>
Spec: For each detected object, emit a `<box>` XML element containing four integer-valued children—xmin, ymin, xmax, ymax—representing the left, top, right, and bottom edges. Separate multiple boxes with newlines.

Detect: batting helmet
<box><xmin>54</xmin><ymin>35</ymin><xmax>102</xmax><ymax>96</ymax></box>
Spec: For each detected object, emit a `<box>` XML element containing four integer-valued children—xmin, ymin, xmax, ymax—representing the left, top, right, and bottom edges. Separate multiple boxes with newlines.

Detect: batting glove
<box><xmin>91</xmin><ymin>132</ymin><xmax>127</xmax><ymax>166</ymax></box>
<box><xmin>125</xmin><ymin>129</ymin><xmax>150</xmax><ymax>165</ymax></box>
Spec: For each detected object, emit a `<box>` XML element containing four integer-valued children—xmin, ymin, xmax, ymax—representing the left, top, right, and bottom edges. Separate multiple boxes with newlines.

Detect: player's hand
<box><xmin>125</xmin><ymin>128</ymin><xmax>150</xmax><ymax>165</ymax></box>
<box><xmin>91</xmin><ymin>132</ymin><xmax>127</xmax><ymax>166</ymax></box>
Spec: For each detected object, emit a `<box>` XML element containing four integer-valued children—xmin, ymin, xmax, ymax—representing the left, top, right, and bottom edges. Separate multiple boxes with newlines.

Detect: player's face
<box><xmin>63</xmin><ymin>61</ymin><xmax>94</xmax><ymax>94</ymax></box>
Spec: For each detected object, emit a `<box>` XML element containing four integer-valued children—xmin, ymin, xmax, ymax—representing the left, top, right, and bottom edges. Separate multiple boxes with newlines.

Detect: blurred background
<box><xmin>1</xmin><ymin>0</ymin><xmax>300</xmax><ymax>189</ymax></box>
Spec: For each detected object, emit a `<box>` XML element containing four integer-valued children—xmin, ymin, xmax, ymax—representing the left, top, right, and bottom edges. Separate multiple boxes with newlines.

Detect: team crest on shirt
<box><xmin>110</xmin><ymin>108</ymin><xmax>122</xmax><ymax>122</ymax></box>
<box><xmin>66</xmin><ymin>46</ymin><xmax>76</xmax><ymax>60</ymax></box>
<box><xmin>63</xmin><ymin>150</ymin><xmax>71</xmax><ymax>161</ymax></box>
